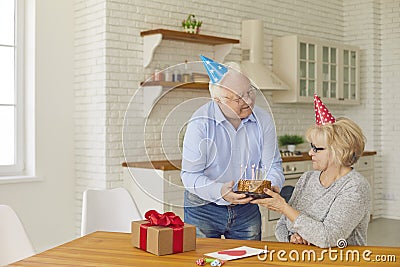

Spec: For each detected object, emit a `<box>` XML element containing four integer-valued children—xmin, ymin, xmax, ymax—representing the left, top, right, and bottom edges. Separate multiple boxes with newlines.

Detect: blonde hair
<box><xmin>306</xmin><ymin>117</ymin><xmax>366</xmax><ymax>167</ymax></box>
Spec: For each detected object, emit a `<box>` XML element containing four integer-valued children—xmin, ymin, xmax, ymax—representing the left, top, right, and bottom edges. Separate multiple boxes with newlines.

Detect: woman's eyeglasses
<box><xmin>310</xmin><ymin>143</ymin><xmax>325</xmax><ymax>153</ymax></box>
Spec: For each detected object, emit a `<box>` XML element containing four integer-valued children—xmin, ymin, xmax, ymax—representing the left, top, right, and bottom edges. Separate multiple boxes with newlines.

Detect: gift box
<box><xmin>131</xmin><ymin>210</ymin><xmax>196</xmax><ymax>256</ymax></box>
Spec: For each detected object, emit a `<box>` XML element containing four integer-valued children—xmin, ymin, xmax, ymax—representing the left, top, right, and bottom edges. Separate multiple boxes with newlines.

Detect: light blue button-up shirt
<box><xmin>181</xmin><ymin>101</ymin><xmax>284</xmax><ymax>205</ymax></box>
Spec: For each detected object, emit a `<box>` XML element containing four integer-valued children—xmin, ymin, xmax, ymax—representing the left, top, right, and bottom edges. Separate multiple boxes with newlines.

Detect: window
<box><xmin>0</xmin><ymin>0</ymin><xmax>26</xmax><ymax>177</ymax></box>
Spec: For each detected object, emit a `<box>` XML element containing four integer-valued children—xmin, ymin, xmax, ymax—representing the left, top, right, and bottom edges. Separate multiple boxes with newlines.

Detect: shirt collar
<box><xmin>242</xmin><ymin>112</ymin><xmax>257</xmax><ymax>123</ymax></box>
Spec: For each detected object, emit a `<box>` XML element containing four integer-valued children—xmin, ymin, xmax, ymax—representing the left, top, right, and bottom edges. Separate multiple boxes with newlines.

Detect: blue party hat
<box><xmin>200</xmin><ymin>55</ymin><xmax>228</xmax><ymax>84</ymax></box>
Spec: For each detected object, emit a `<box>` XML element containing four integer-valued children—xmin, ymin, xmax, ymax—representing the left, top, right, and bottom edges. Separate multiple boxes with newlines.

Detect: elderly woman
<box><xmin>252</xmin><ymin>116</ymin><xmax>370</xmax><ymax>248</ymax></box>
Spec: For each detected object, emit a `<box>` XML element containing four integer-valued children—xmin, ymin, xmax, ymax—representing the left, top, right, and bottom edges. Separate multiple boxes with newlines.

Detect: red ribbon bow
<box><xmin>140</xmin><ymin>210</ymin><xmax>184</xmax><ymax>254</ymax></box>
<box><xmin>145</xmin><ymin>210</ymin><xmax>184</xmax><ymax>227</ymax></box>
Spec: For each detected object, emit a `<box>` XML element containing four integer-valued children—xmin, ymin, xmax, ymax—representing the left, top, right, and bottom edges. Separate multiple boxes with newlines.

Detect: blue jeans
<box><xmin>184</xmin><ymin>190</ymin><xmax>261</xmax><ymax>240</ymax></box>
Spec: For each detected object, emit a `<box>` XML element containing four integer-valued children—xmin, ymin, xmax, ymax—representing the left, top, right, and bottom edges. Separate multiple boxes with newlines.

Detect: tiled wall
<box><xmin>74</xmin><ymin>0</ymin><xmax>399</xmax><ymax>233</ymax></box>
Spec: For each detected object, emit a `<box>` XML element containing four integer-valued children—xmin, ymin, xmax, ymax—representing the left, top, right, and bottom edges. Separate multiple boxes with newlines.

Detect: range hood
<box><xmin>240</xmin><ymin>20</ymin><xmax>289</xmax><ymax>90</ymax></box>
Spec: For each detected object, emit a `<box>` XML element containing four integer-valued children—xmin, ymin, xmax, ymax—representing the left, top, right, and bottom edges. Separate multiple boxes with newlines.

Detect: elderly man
<box><xmin>180</xmin><ymin>55</ymin><xmax>284</xmax><ymax>240</ymax></box>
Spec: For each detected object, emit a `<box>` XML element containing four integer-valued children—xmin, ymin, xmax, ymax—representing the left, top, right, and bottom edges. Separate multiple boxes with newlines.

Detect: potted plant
<box><xmin>182</xmin><ymin>14</ymin><xmax>202</xmax><ymax>34</ymax></box>
<box><xmin>278</xmin><ymin>134</ymin><xmax>304</xmax><ymax>152</ymax></box>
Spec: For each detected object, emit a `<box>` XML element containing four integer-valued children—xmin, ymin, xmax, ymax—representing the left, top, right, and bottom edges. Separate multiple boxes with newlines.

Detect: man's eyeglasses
<box><xmin>221</xmin><ymin>86</ymin><xmax>257</xmax><ymax>104</ymax></box>
<box><xmin>310</xmin><ymin>143</ymin><xmax>325</xmax><ymax>153</ymax></box>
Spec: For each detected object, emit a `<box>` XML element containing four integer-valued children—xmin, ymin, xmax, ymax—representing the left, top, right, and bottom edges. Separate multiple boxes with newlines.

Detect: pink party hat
<box><xmin>314</xmin><ymin>93</ymin><xmax>336</xmax><ymax>125</ymax></box>
<box><xmin>200</xmin><ymin>55</ymin><xmax>228</xmax><ymax>84</ymax></box>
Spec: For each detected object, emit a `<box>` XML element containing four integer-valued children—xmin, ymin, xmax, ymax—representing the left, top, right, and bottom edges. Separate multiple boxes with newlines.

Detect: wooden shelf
<box><xmin>140</xmin><ymin>28</ymin><xmax>239</xmax><ymax>67</ymax></box>
<box><xmin>140</xmin><ymin>81</ymin><xmax>209</xmax><ymax>90</ymax></box>
<box><xmin>140</xmin><ymin>81</ymin><xmax>210</xmax><ymax>117</ymax></box>
<box><xmin>122</xmin><ymin>160</ymin><xmax>182</xmax><ymax>171</ymax></box>
<box><xmin>140</xmin><ymin>29</ymin><xmax>239</xmax><ymax>45</ymax></box>
<box><xmin>139</xmin><ymin>28</ymin><xmax>238</xmax><ymax>116</ymax></box>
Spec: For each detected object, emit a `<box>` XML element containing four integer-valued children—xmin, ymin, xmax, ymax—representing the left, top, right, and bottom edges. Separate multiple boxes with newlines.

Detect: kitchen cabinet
<box><xmin>272</xmin><ymin>35</ymin><xmax>360</xmax><ymax>104</ymax></box>
<box><xmin>122</xmin><ymin>160</ymin><xmax>184</xmax><ymax>219</ymax></box>
<box><xmin>353</xmin><ymin>155</ymin><xmax>375</xmax><ymax>220</ymax></box>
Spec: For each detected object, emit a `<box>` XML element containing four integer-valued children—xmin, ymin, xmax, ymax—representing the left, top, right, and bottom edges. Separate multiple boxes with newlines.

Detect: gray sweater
<box><xmin>275</xmin><ymin>169</ymin><xmax>370</xmax><ymax>248</ymax></box>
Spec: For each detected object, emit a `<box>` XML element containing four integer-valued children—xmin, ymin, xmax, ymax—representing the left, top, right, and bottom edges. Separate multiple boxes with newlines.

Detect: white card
<box><xmin>204</xmin><ymin>246</ymin><xmax>267</xmax><ymax>261</ymax></box>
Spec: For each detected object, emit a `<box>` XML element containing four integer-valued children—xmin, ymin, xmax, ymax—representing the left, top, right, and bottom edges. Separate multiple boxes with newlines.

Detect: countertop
<box><xmin>122</xmin><ymin>151</ymin><xmax>377</xmax><ymax>170</ymax></box>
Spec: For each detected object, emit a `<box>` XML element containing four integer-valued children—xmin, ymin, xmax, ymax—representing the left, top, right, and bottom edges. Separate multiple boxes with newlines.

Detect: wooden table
<box><xmin>10</xmin><ymin>231</ymin><xmax>399</xmax><ymax>266</ymax></box>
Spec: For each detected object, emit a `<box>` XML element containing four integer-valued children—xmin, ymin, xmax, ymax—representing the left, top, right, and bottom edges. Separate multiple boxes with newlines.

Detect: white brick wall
<box><xmin>126</xmin><ymin>0</ymin><xmax>345</xmax><ymax>163</ymax></box>
<box><xmin>74</xmin><ymin>0</ymin><xmax>399</xmax><ymax>234</ymax></box>
<box><xmin>380</xmin><ymin>0</ymin><xmax>400</xmax><ymax>219</ymax></box>
<box><xmin>74</xmin><ymin>0</ymin><xmax>108</xmax><ymax>234</ymax></box>
<box><xmin>343</xmin><ymin>0</ymin><xmax>383</xmax><ymax>218</ymax></box>
<box><xmin>342</xmin><ymin>0</ymin><xmax>400</xmax><ymax>220</ymax></box>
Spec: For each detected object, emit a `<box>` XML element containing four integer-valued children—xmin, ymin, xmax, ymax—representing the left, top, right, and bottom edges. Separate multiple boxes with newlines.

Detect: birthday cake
<box><xmin>236</xmin><ymin>179</ymin><xmax>271</xmax><ymax>198</ymax></box>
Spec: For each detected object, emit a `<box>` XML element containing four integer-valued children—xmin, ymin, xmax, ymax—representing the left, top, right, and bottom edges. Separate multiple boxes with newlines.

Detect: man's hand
<box><xmin>221</xmin><ymin>181</ymin><xmax>253</xmax><ymax>204</ymax></box>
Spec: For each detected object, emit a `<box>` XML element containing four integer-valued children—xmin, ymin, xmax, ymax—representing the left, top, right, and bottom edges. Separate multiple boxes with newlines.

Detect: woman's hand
<box><xmin>271</xmin><ymin>185</ymin><xmax>280</xmax><ymax>193</ymax></box>
<box><xmin>251</xmin><ymin>188</ymin><xmax>288</xmax><ymax>213</ymax></box>
<box><xmin>290</xmin><ymin>233</ymin><xmax>310</xmax><ymax>245</ymax></box>
<box><xmin>251</xmin><ymin>188</ymin><xmax>300</xmax><ymax>222</ymax></box>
